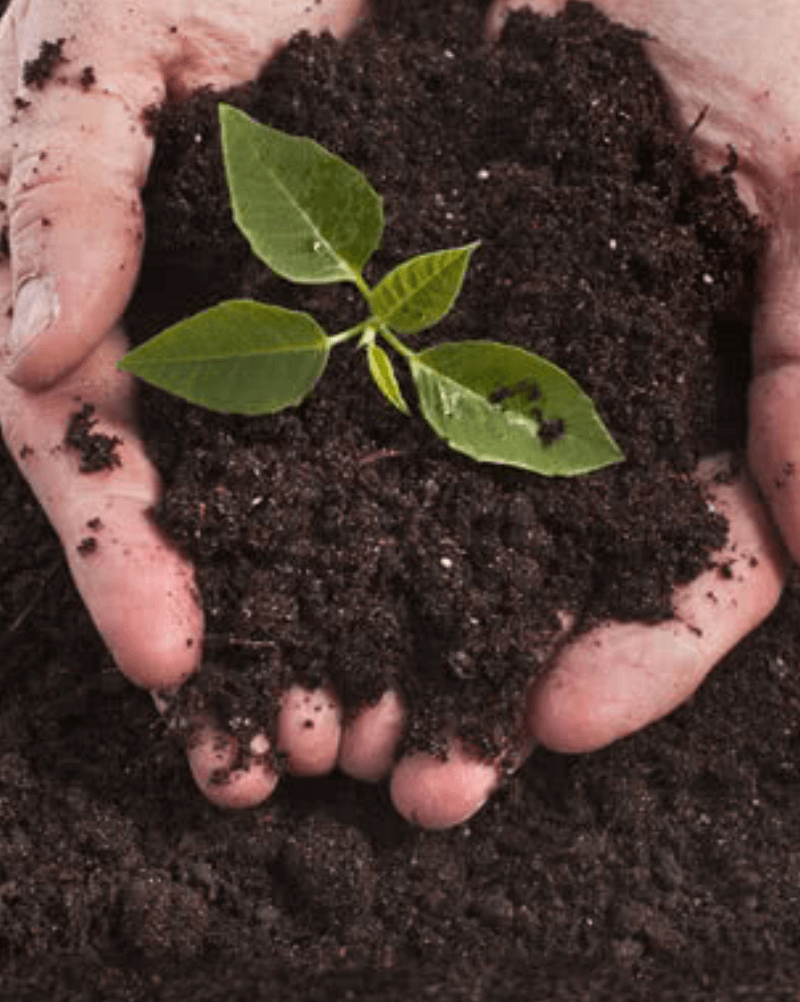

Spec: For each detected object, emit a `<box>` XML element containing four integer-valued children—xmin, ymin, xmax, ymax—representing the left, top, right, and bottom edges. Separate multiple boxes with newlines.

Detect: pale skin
<box><xmin>0</xmin><ymin>0</ymin><xmax>793</xmax><ymax>829</ymax></box>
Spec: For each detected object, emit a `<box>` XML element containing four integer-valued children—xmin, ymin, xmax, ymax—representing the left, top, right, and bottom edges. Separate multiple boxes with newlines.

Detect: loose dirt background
<box><xmin>2</xmin><ymin>2</ymin><xmax>800</xmax><ymax>999</ymax></box>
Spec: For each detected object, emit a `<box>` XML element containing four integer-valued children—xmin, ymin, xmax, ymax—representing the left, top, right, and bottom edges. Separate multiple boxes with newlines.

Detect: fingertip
<box><xmin>277</xmin><ymin>686</ymin><xmax>341</xmax><ymax>776</ymax></box>
<box><xmin>187</xmin><ymin>727</ymin><xmax>279</xmax><ymax>810</ymax></box>
<box><xmin>338</xmin><ymin>690</ymin><xmax>405</xmax><ymax>781</ymax></box>
<box><xmin>7</xmin><ymin>187</ymin><xmax>143</xmax><ymax>390</ymax></box>
<box><xmin>390</xmin><ymin>742</ymin><xmax>500</xmax><ymax>829</ymax></box>
<box><xmin>69</xmin><ymin>533</ymin><xmax>204</xmax><ymax>692</ymax></box>
<box><xmin>525</xmin><ymin>623</ymin><xmax>690</xmax><ymax>753</ymax></box>
<box><xmin>107</xmin><ymin>609</ymin><xmax>202</xmax><ymax>692</ymax></box>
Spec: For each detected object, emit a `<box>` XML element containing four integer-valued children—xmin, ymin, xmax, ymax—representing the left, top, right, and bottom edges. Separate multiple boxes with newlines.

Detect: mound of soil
<box><xmin>128</xmin><ymin>0</ymin><xmax>759</xmax><ymax>763</ymax></box>
<box><xmin>2</xmin><ymin>2</ymin><xmax>800</xmax><ymax>999</ymax></box>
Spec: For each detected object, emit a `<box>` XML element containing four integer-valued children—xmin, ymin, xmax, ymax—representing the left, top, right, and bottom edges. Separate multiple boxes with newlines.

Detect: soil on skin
<box><xmin>2</xmin><ymin>2</ymin><xmax>800</xmax><ymax>999</ymax></box>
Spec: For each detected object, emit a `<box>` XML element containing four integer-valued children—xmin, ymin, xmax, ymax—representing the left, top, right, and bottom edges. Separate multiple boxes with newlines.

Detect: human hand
<box><xmin>392</xmin><ymin>0</ymin><xmax>800</xmax><ymax>827</ymax></box>
<box><xmin>0</xmin><ymin>0</ymin><xmax>386</xmax><ymax>809</ymax></box>
<box><xmin>196</xmin><ymin>0</ymin><xmax>797</xmax><ymax>827</ymax></box>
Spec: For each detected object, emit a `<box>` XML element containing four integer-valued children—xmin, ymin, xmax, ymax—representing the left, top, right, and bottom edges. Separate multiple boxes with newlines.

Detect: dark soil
<box><xmin>21</xmin><ymin>37</ymin><xmax>67</xmax><ymax>89</ymax></box>
<box><xmin>2</xmin><ymin>1</ymin><xmax>800</xmax><ymax>998</ymax></box>
<box><xmin>129</xmin><ymin>0</ymin><xmax>758</xmax><ymax>764</ymax></box>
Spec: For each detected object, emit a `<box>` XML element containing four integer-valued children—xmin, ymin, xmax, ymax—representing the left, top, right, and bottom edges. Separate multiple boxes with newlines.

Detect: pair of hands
<box><xmin>0</xmin><ymin>0</ymin><xmax>795</xmax><ymax>828</ymax></box>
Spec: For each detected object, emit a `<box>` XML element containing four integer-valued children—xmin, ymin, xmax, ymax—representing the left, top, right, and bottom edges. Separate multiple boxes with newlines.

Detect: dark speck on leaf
<box><xmin>489</xmin><ymin>378</ymin><xmax>541</xmax><ymax>406</ymax></box>
<box><xmin>538</xmin><ymin>417</ymin><xmax>565</xmax><ymax>445</ymax></box>
<box><xmin>488</xmin><ymin>385</ymin><xmax>514</xmax><ymax>405</ymax></box>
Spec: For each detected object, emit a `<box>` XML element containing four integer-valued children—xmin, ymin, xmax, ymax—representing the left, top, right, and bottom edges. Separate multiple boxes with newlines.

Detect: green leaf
<box><xmin>369</xmin><ymin>243</ymin><xmax>479</xmax><ymax>334</ymax></box>
<box><xmin>119</xmin><ymin>300</ymin><xmax>329</xmax><ymax>415</ymax></box>
<box><xmin>219</xmin><ymin>104</ymin><xmax>383</xmax><ymax>285</ymax></box>
<box><xmin>366</xmin><ymin>342</ymin><xmax>410</xmax><ymax>415</ymax></box>
<box><xmin>410</xmin><ymin>341</ymin><xmax>624</xmax><ymax>476</ymax></box>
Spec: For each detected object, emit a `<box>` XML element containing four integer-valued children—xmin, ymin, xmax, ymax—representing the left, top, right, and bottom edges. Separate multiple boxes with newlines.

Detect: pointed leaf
<box><xmin>369</xmin><ymin>243</ymin><xmax>479</xmax><ymax>334</ymax></box>
<box><xmin>410</xmin><ymin>341</ymin><xmax>623</xmax><ymax>476</ymax></box>
<box><xmin>220</xmin><ymin>104</ymin><xmax>383</xmax><ymax>284</ymax></box>
<box><xmin>119</xmin><ymin>300</ymin><xmax>329</xmax><ymax>415</ymax></box>
<box><xmin>366</xmin><ymin>342</ymin><xmax>410</xmax><ymax>415</ymax></box>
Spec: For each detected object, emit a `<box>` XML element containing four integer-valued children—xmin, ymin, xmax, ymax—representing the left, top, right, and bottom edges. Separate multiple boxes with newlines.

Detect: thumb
<box><xmin>4</xmin><ymin>28</ymin><xmax>163</xmax><ymax>389</ymax></box>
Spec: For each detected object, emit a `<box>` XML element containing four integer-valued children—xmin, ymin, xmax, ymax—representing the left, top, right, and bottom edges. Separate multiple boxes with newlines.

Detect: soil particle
<box><xmin>64</xmin><ymin>403</ymin><xmax>122</xmax><ymax>473</ymax></box>
<box><xmin>80</xmin><ymin>65</ymin><xmax>96</xmax><ymax>90</ymax></box>
<box><xmin>22</xmin><ymin>38</ymin><xmax>67</xmax><ymax>89</ymax></box>
<box><xmin>76</xmin><ymin>536</ymin><xmax>98</xmax><ymax>557</ymax></box>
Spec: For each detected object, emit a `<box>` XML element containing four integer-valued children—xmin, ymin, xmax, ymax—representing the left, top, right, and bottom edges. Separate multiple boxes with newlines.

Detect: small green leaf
<box><xmin>369</xmin><ymin>243</ymin><xmax>479</xmax><ymax>334</ymax></box>
<box><xmin>219</xmin><ymin>103</ymin><xmax>384</xmax><ymax>285</ymax></box>
<box><xmin>410</xmin><ymin>341</ymin><xmax>623</xmax><ymax>476</ymax></box>
<box><xmin>119</xmin><ymin>300</ymin><xmax>329</xmax><ymax>415</ymax></box>
<box><xmin>366</xmin><ymin>342</ymin><xmax>410</xmax><ymax>415</ymax></box>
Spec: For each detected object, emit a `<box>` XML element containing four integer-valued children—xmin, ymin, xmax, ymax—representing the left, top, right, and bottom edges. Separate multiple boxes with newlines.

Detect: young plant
<box><xmin>120</xmin><ymin>104</ymin><xmax>623</xmax><ymax>476</ymax></box>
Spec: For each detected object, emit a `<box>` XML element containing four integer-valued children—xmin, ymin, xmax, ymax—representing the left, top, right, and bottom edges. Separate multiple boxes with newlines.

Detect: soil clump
<box><xmin>129</xmin><ymin>0</ymin><xmax>758</xmax><ymax>764</ymax></box>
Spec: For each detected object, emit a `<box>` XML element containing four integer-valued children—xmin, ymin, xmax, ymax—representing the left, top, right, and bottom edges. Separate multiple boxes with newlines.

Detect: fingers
<box><xmin>186</xmin><ymin>685</ymin><xmax>343</xmax><ymax>809</ymax></box>
<box><xmin>0</xmin><ymin>322</ymin><xmax>203</xmax><ymax>689</ymax></box>
<box><xmin>1</xmin><ymin>0</ymin><xmax>370</xmax><ymax>390</ymax></box>
<box><xmin>187</xmin><ymin>723</ymin><xmax>279</xmax><ymax>811</ymax></box>
<box><xmin>0</xmin><ymin>4</ymin><xmax>163</xmax><ymax>388</ymax></box>
<box><xmin>181</xmin><ymin>457</ymin><xmax>784</xmax><ymax>822</ymax></box>
<box><xmin>527</xmin><ymin>458</ymin><xmax>788</xmax><ymax>753</ymax></box>
<box><xmin>338</xmin><ymin>691</ymin><xmax>405</xmax><ymax>782</ymax></box>
<box><xmin>390</xmin><ymin>744</ymin><xmax>503</xmax><ymax>830</ymax></box>
<box><xmin>190</xmin><ymin>687</ymin><xmax>401</xmax><ymax>810</ymax></box>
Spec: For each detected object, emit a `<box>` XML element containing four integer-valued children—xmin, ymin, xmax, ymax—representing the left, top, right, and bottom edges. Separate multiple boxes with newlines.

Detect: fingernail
<box><xmin>9</xmin><ymin>276</ymin><xmax>59</xmax><ymax>361</ymax></box>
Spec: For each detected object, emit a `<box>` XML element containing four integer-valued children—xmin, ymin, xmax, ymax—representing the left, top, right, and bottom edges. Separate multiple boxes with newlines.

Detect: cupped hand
<box><xmin>394</xmin><ymin>0</ymin><xmax>800</xmax><ymax>830</ymax></box>
<box><xmin>0</xmin><ymin>0</ymin><xmax>506</xmax><ymax>827</ymax></box>
<box><xmin>0</xmin><ymin>0</ymin><xmax>793</xmax><ymax>832</ymax></box>
<box><xmin>198</xmin><ymin>0</ymin><xmax>799</xmax><ymax>828</ymax></box>
<box><xmin>0</xmin><ymin>0</ymin><xmax>373</xmax><ymax>803</ymax></box>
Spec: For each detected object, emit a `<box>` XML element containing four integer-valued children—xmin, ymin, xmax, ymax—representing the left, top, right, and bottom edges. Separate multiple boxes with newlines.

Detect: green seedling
<box><xmin>120</xmin><ymin>104</ymin><xmax>623</xmax><ymax>476</ymax></box>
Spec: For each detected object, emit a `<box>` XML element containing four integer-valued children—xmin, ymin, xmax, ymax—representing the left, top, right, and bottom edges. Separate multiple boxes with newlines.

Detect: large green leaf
<box><xmin>366</xmin><ymin>342</ymin><xmax>410</xmax><ymax>414</ymax></box>
<box><xmin>119</xmin><ymin>300</ymin><xmax>329</xmax><ymax>415</ymax></box>
<box><xmin>369</xmin><ymin>243</ymin><xmax>479</xmax><ymax>334</ymax></box>
<box><xmin>410</xmin><ymin>341</ymin><xmax>624</xmax><ymax>476</ymax></box>
<box><xmin>220</xmin><ymin>104</ymin><xmax>383</xmax><ymax>285</ymax></box>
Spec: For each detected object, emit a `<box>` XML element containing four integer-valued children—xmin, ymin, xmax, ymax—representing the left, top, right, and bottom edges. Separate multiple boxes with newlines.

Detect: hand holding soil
<box><xmin>0</xmin><ymin>0</ymin><xmax>792</xmax><ymax>830</ymax></box>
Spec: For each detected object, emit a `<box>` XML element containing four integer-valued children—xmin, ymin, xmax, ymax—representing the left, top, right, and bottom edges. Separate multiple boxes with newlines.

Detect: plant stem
<box><xmin>328</xmin><ymin>322</ymin><xmax>369</xmax><ymax>348</ymax></box>
<box><xmin>353</xmin><ymin>271</ymin><xmax>373</xmax><ymax>302</ymax></box>
<box><xmin>378</xmin><ymin>325</ymin><xmax>415</xmax><ymax>360</ymax></box>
